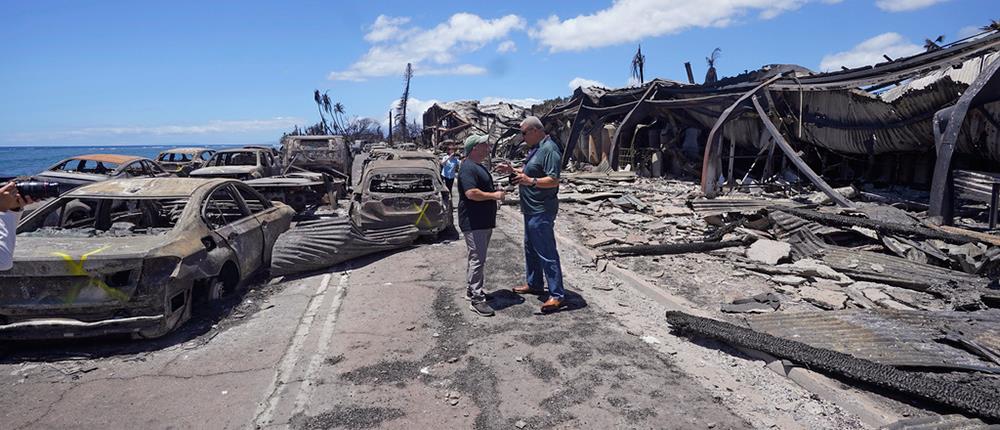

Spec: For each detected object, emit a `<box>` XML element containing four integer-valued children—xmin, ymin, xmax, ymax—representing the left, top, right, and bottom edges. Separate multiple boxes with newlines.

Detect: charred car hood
<box><xmin>189</xmin><ymin>166</ymin><xmax>256</xmax><ymax>176</ymax></box>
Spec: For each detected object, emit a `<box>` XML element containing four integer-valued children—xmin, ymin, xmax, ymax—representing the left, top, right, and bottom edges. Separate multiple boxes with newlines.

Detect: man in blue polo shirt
<box><xmin>458</xmin><ymin>135</ymin><xmax>506</xmax><ymax>316</ymax></box>
<box><xmin>498</xmin><ymin>116</ymin><xmax>565</xmax><ymax>313</ymax></box>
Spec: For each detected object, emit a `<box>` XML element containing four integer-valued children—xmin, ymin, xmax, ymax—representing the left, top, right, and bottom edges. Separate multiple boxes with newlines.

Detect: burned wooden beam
<box><xmin>606</xmin><ymin>239</ymin><xmax>745</xmax><ymax>257</ymax></box>
<box><xmin>772</xmin><ymin>206</ymin><xmax>980</xmax><ymax>244</ymax></box>
<box><xmin>664</xmin><ymin>311</ymin><xmax>1000</xmax><ymax>421</ymax></box>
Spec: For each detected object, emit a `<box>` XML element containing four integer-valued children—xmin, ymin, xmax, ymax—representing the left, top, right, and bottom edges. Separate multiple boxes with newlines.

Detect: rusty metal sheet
<box><xmin>746</xmin><ymin>309</ymin><xmax>1000</xmax><ymax>373</ymax></box>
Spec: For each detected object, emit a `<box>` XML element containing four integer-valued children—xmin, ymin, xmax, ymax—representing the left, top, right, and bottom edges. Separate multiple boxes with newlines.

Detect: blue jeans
<box><xmin>523</xmin><ymin>211</ymin><xmax>564</xmax><ymax>300</ymax></box>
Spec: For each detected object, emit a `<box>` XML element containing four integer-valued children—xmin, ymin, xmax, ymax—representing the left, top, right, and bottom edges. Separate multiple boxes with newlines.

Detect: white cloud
<box><xmin>10</xmin><ymin>117</ymin><xmax>304</xmax><ymax>141</ymax></box>
<box><xmin>330</xmin><ymin>13</ymin><xmax>526</xmax><ymax>81</ymax></box>
<box><xmin>480</xmin><ymin>96</ymin><xmax>542</xmax><ymax>108</ymax></box>
<box><xmin>365</xmin><ymin>15</ymin><xmax>412</xmax><ymax>42</ymax></box>
<box><xmin>568</xmin><ymin>77</ymin><xmax>608</xmax><ymax>91</ymax></box>
<box><xmin>818</xmin><ymin>32</ymin><xmax>922</xmax><ymax>71</ymax></box>
<box><xmin>874</xmin><ymin>0</ymin><xmax>947</xmax><ymax>12</ymax></box>
<box><xmin>957</xmin><ymin>25</ymin><xmax>987</xmax><ymax>40</ymax></box>
<box><xmin>385</xmin><ymin>97</ymin><xmax>439</xmax><ymax>129</ymax></box>
<box><xmin>532</xmin><ymin>0</ymin><xmax>816</xmax><ymax>52</ymax></box>
<box><xmin>497</xmin><ymin>40</ymin><xmax>517</xmax><ymax>53</ymax></box>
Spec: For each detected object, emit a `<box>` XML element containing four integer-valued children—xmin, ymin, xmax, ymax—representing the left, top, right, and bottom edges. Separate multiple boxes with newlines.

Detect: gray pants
<box><xmin>463</xmin><ymin>229</ymin><xmax>493</xmax><ymax>301</ymax></box>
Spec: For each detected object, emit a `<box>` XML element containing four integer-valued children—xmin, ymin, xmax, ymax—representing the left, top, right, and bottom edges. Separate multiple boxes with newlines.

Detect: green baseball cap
<box><xmin>463</xmin><ymin>134</ymin><xmax>489</xmax><ymax>155</ymax></box>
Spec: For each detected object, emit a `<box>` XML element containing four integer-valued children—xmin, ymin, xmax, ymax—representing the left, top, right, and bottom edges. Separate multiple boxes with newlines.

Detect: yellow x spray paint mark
<box><xmin>413</xmin><ymin>203</ymin><xmax>432</xmax><ymax>227</ymax></box>
<box><xmin>52</xmin><ymin>245</ymin><xmax>129</xmax><ymax>303</ymax></box>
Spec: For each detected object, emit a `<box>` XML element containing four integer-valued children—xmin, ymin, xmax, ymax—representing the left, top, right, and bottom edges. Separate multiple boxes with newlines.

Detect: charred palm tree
<box><xmin>705</xmin><ymin>48</ymin><xmax>721</xmax><ymax>85</ymax></box>
<box><xmin>396</xmin><ymin>63</ymin><xmax>413</xmax><ymax>139</ymax></box>
<box><xmin>924</xmin><ymin>35</ymin><xmax>945</xmax><ymax>52</ymax></box>
<box><xmin>982</xmin><ymin>19</ymin><xmax>1000</xmax><ymax>32</ymax></box>
<box><xmin>313</xmin><ymin>90</ymin><xmax>330</xmax><ymax>134</ymax></box>
<box><xmin>631</xmin><ymin>45</ymin><xmax>645</xmax><ymax>86</ymax></box>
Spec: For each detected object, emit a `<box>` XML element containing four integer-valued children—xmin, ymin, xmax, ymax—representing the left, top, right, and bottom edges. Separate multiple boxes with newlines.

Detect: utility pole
<box><xmin>387</xmin><ymin>110</ymin><xmax>393</xmax><ymax>144</ymax></box>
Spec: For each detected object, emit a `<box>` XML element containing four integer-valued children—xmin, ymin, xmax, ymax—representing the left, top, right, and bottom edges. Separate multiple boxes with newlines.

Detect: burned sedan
<box><xmin>188</xmin><ymin>148</ymin><xmax>280</xmax><ymax>180</ymax></box>
<box><xmin>0</xmin><ymin>178</ymin><xmax>294</xmax><ymax>339</ymax></box>
<box><xmin>349</xmin><ymin>158</ymin><xmax>453</xmax><ymax>237</ymax></box>
<box><xmin>156</xmin><ymin>147</ymin><xmax>216</xmax><ymax>176</ymax></box>
<box><xmin>35</xmin><ymin>154</ymin><xmax>171</xmax><ymax>194</ymax></box>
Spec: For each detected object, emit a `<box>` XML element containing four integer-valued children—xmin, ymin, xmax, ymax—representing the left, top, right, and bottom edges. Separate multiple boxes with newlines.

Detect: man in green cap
<box><xmin>457</xmin><ymin>134</ymin><xmax>506</xmax><ymax>316</ymax></box>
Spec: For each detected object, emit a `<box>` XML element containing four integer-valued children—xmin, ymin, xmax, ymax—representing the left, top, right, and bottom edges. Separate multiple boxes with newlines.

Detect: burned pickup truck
<box><xmin>0</xmin><ymin>177</ymin><xmax>294</xmax><ymax>339</ymax></box>
<box><xmin>350</xmin><ymin>158</ymin><xmax>453</xmax><ymax>237</ymax></box>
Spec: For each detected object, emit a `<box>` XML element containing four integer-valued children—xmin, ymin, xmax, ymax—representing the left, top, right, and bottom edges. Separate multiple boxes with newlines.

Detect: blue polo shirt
<box><xmin>519</xmin><ymin>137</ymin><xmax>562</xmax><ymax>215</ymax></box>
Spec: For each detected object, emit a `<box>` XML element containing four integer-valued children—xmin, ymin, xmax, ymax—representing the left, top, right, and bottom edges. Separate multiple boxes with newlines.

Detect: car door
<box><xmin>202</xmin><ymin>184</ymin><xmax>264</xmax><ymax>279</ymax></box>
<box><xmin>120</xmin><ymin>161</ymin><xmax>148</xmax><ymax>178</ymax></box>
<box><xmin>232</xmin><ymin>183</ymin><xmax>287</xmax><ymax>266</ymax></box>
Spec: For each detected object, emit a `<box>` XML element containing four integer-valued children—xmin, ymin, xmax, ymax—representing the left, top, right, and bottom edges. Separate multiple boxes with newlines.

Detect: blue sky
<box><xmin>0</xmin><ymin>0</ymin><xmax>992</xmax><ymax>147</ymax></box>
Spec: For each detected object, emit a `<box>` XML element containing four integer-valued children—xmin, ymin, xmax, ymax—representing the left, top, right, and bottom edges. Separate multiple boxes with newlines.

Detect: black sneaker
<box><xmin>469</xmin><ymin>299</ymin><xmax>495</xmax><ymax>317</ymax></box>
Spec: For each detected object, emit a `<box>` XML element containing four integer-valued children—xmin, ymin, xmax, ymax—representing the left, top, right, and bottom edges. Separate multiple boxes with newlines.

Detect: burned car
<box><xmin>350</xmin><ymin>158</ymin><xmax>453</xmax><ymax>237</ymax></box>
<box><xmin>280</xmin><ymin>135</ymin><xmax>353</xmax><ymax>180</ymax></box>
<box><xmin>188</xmin><ymin>148</ymin><xmax>280</xmax><ymax>180</ymax></box>
<box><xmin>35</xmin><ymin>154</ymin><xmax>171</xmax><ymax>194</ymax></box>
<box><xmin>156</xmin><ymin>147</ymin><xmax>216</xmax><ymax>176</ymax></box>
<box><xmin>0</xmin><ymin>177</ymin><xmax>295</xmax><ymax>339</ymax></box>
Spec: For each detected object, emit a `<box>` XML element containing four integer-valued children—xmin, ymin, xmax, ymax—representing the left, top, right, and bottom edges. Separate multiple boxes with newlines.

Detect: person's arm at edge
<box><xmin>0</xmin><ymin>210</ymin><xmax>20</xmax><ymax>271</ymax></box>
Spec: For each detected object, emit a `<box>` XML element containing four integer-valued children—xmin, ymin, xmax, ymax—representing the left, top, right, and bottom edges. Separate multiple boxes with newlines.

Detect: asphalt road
<box><xmin>0</xmin><ymin>214</ymin><xmax>750</xmax><ymax>429</ymax></box>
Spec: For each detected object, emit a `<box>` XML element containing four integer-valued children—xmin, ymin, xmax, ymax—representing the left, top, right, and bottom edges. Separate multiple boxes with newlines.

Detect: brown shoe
<box><xmin>540</xmin><ymin>298</ymin><xmax>563</xmax><ymax>313</ymax></box>
<box><xmin>512</xmin><ymin>285</ymin><xmax>545</xmax><ymax>295</ymax></box>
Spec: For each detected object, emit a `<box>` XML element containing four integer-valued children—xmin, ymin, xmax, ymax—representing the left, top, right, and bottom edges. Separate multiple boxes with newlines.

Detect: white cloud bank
<box><xmin>532</xmin><ymin>0</ymin><xmax>818</xmax><ymax>52</ymax></box>
<box><xmin>874</xmin><ymin>0</ymin><xmax>947</xmax><ymax>12</ymax></box>
<box><xmin>330</xmin><ymin>13</ymin><xmax>526</xmax><ymax>81</ymax></box>
<box><xmin>10</xmin><ymin>117</ymin><xmax>303</xmax><ymax>141</ymax></box>
<box><xmin>568</xmin><ymin>77</ymin><xmax>608</xmax><ymax>91</ymax></box>
<box><xmin>818</xmin><ymin>32</ymin><xmax>922</xmax><ymax>71</ymax></box>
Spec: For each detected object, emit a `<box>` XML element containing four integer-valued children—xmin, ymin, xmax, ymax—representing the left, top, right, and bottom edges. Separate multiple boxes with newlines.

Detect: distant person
<box><xmin>440</xmin><ymin>150</ymin><xmax>460</xmax><ymax>191</ymax></box>
<box><xmin>497</xmin><ymin>116</ymin><xmax>565</xmax><ymax>313</ymax></box>
<box><xmin>0</xmin><ymin>182</ymin><xmax>30</xmax><ymax>271</ymax></box>
<box><xmin>458</xmin><ymin>135</ymin><xmax>505</xmax><ymax>317</ymax></box>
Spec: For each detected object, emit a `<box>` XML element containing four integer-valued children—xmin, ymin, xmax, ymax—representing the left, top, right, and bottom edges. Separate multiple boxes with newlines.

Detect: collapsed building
<box><xmin>539</xmin><ymin>30</ymin><xmax>1000</xmax><ymax>227</ymax></box>
<box><xmin>422</xmin><ymin>100</ymin><xmax>531</xmax><ymax>154</ymax></box>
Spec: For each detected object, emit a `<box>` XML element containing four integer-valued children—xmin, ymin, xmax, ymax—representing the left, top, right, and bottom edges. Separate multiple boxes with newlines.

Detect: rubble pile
<box><xmin>551</xmin><ymin>169</ymin><xmax>1000</xmax><ymax>421</ymax></box>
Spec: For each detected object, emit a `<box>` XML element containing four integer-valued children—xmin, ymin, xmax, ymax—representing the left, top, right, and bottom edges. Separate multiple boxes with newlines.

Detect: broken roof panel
<box><xmin>745</xmin><ymin>309</ymin><xmax>1000</xmax><ymax>373</ymax></box>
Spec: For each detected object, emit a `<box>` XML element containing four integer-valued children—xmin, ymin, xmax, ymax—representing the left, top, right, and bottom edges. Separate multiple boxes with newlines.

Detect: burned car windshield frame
<box><xmin>367</xmin><ymin>171</ymin><xmax>437</xmax><ymax>193</ymax></box>
<box><xmin>208</xmin><ymin>151</ymin><xmax>259</xmax><ymax>167</ymax></box>
<box><xmin>18</xmin><ymin>196</ymin><xmax>191</xmax><ymax>237</ymax></box>
<box><xmin>52</xmin><ymin>159</ymin><xmax>122</xmax><ymax>175</ymax></box>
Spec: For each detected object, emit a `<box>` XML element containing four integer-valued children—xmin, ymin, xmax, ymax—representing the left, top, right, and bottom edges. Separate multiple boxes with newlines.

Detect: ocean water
<box><xmin>0</xmin><ymin>144</ymin><xmax>255</xmax><ymax>178</ymax></box>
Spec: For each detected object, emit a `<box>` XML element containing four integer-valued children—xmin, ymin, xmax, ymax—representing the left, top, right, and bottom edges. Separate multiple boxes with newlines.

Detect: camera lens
<box><xmin>15</xmin><ymin>181</ymin><xmax>61</xmax><ymax>199</ymax></box>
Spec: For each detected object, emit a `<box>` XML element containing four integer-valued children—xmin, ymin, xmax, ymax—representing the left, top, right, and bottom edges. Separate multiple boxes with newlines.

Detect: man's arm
<box><xmin>0</xmin><ymin>211</ymin><xmax>20</xmax><ymax>271</ymax></box>
<box><xmin>464</xmin><ymin>188</ymin><xmax>505</xmax><ymax>202</ymax></box>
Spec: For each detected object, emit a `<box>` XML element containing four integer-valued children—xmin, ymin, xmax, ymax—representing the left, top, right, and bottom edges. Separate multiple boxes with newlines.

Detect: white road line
<box><xmin>291</xmin><ymin>272</ymin><xmax>349</xmax><ymax>414</ymax></box>
<box><xmin>250</xmin><ymin>273</ymin><xmax>332</xmax><ymax>428</ymax></box>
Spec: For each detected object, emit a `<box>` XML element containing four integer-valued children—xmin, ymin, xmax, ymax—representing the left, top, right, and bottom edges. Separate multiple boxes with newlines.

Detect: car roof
<box><xmin>366</xmin><ymin>159</ymin><xmax>438</xmax><ymax>171</ymax></box>
<box><xmin>62</xmin><ymin>154</ymin><xmax>145</xmax><ymax>164</ymax></box>
<box><xmin>161</xmin><ymin>147</ymin><xmax>213</xmax><ymax>154</ymax></box>
<box><xmin>66</xmin><ymin>177</ymin><xmax>234</xmax><ymax>198</ymax></box>
<box><xmin>216</xmin><ymin>148</ymin><xmax>262</xmax><ymax>154</ymax></box>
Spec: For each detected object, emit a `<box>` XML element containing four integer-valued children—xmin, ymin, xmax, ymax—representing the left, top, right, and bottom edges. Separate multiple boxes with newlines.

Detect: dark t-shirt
<box><xmin>457</xmin><ymin>159</ymin><xmax>497</xmax><ymax>232</ymax></box>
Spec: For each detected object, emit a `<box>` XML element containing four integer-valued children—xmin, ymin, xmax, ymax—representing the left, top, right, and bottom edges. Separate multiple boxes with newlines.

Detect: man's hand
<box><xmin>514</xmin><ymin>173</ymin><xmax>534</xmax><ymax>186</ymax></box>
<box><xmin>494</xmin><ymin>190</ymin><xmax>506</xmax><ymax>201</ymax></box>
<box><xmin>0</xmin><ymin>183</ymin><xmax>22</xmax><ymax>212</ymax></box>
<box><xmin>494</xmin><ymin>163</ymin><xmax>514</xmax><ymax>175</ymax></box>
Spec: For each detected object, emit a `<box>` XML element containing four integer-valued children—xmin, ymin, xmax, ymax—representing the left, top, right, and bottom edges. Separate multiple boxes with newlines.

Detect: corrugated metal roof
<box><xmin>689</xmin><ymin>197</ymin><xmax>803</xmax><ymax>217</ymax></box>
<box><xmin>270</xmin><ymin>218</ymin><xmax>419</xmax><ymax>276</ymax></box>
<box><xmin>746</xmin><ymin>309</ymin><xmax>1000</xmax><ymax>373</ymax></box>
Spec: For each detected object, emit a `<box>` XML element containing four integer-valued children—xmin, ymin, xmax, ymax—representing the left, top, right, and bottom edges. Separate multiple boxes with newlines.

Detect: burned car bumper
<box><xmin>353</xmin><ymin>196</ymin><xmax>449</xmax><ymax>234</ymax></box>
<box><xmin>0</xmin><ymin>314</ymin><xmax>165</xmax><ymax>339</ymax></box>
